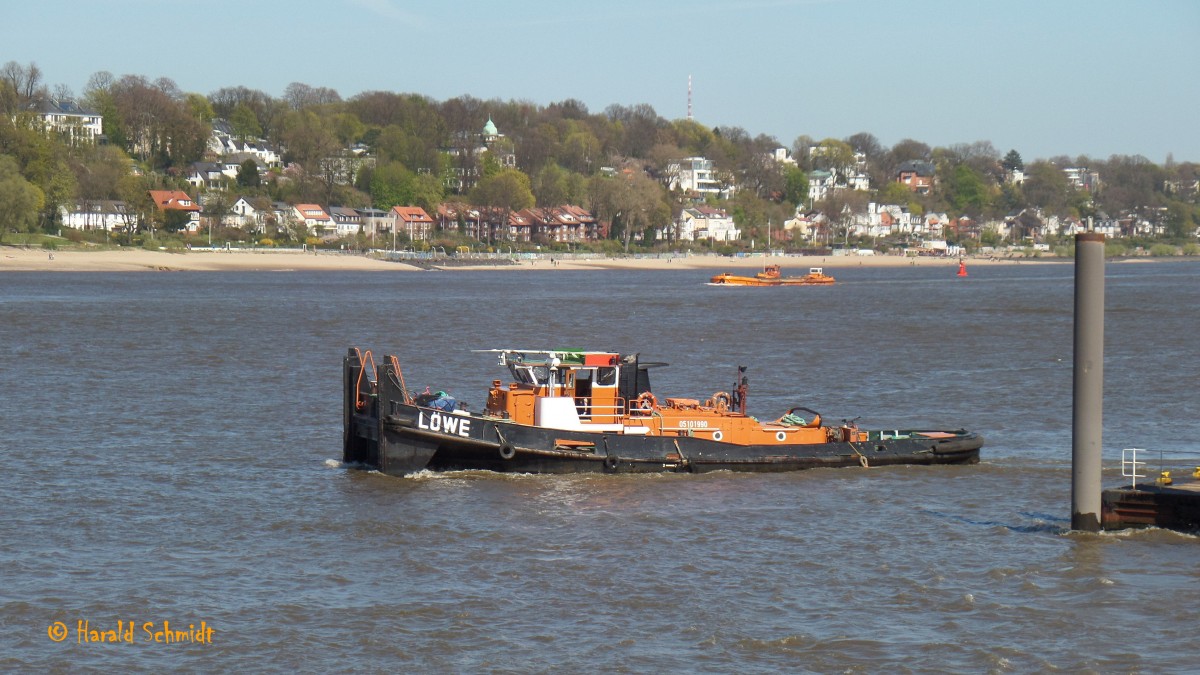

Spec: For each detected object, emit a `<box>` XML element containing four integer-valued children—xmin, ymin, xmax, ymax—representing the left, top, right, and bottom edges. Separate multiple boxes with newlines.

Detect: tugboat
<box><xmin>344</xmin><ymin>348</ymin><xmax>983</xmax><ymax>476</ymax></box>
<box><xmin>709</xmin><ymin>264</ymin><xmax>835</xmax><ymax>286</ymax></box>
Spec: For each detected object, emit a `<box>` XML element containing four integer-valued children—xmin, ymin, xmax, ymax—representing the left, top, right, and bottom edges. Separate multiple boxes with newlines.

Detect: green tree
<box><xmin>376</xmin><ymin>124</ymin><xmax>432</xmax><ymax>169</ymax></box>
<box><xmin>0</xmin><ymin>154</ymin><xmax>44</xmax><ymax>242</ymax></box>
<box><xmin>471</xmin><ymin>168</ymin><xmax>535</xmax><ymax>212</ymax></box>
<box><xmin>236</xmin><ymin>159</ymin><xmax>261</xmax><ymax>188</ymax></box>
<box><xmin>996</xmin><ymin>182</ymin><xmax>1025</xmax><ymax>214</ymax></box>
<box><xmin>162</xmin><ymin>209</ymin><xmax>193</xmax><ymax>232</ymax></box>
<box><xmin>362</xmin><ymin>161</ymin><xmax>443</xmax><ymax>213</ymax></box>
<box><xmin>185</xmin><ymin>93</ymin><xmax>214</xmax><ymax>124</ymax></box>
<box><xmin>1002</xmin><ymin>149</ymin><xmax>1024</xmax><ymax>172</ymax></box>
<box><xmin>113</xmin><ymin>171</ymin><xmax>147</xmax><ymax>234</ymax></box>
<box><xmin>0</xmin><ymin>112</ymin><xmax>76</xmax><ymax>223</ymax></box>
<box><xmin>784</xmin><ymin>166</ymin><xmax>810</xmax><ymax>207</ymax></box>
<box><xmin>558</xmin><ymin>125</ymin><xmax>602</xmax><ymax>175</ymax></box>
<box><xmin>370</xmin><ymin>162</ymin><xmax>417</xmax><ymax>211</ymax></box>
<box><xmin>944</xmin><ymin>164</ymin><xmax>991</xmax><ymax>215</ymax></box>
<box><xmin>811</xmin><ymin>138</ymin><xmax>856</xmax><ymax>173</ymax></box>
<box><xmin>876</xmin><ymin>180</ymin><xmax>913</xmax><ymax>206</ymax></box>
<box><xmin>670</xmin><ymin>118</ymin><xmax>716</xmax><ymax>156</ymax></box>
<box><xmin>229</xmin><ymin>103</ymin><xmax>262</xmax><ymax>140</ymax></box>
<box><xmin>468</xmin><ymin>168</ymin><xmax>535</xmax><ymax>245</ymax></box>
<box><xmin>1023</xmin><ymin>161</ymin><xmax>1070</xmax><ymax>213</ymax></box>
<box><xmin>1164</xmin><ymin>201</ymin><xmax>1197</xmax><ymax>241</ymax></box>
<box><xmin>279</xmin><ymin>109</ymin><xmax>340</xmax><ymax>169</ymax></box>
<box><xmin>409</xmin><ymin>172</ymin><xmax>444</xmax><ymax>212</ymax></box>
<box><xmin>532</xmin><ymin>162</ymin><xmax>572</xmax><ymax>206</ymax></box>
<box><xmin>236</xmin><ymin>157</ymin><xmax>260</xmax><ymax>186</ymax></box>
<box><xmin>331</xmin><ymin>112</ymin><xmax>366</xmax><ymax>148</ymax></box>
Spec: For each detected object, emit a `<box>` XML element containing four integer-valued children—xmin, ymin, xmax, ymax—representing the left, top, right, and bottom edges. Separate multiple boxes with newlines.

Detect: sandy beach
<box><xmin>0</xmin><ymin>246</ymin><xmax>1071</xmax><ymax>273</ymax></box>
<box><xmin>0</xmin><ymin>247</ymin><xmax>412</xmax><ymax>272</ymax></box>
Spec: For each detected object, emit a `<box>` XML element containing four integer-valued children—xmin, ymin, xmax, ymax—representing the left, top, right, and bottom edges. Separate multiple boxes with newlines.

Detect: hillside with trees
<box><xmin>2</xmin><ymin>60</ymin><xmax>1198</xmax><ymax>254</ymax></box>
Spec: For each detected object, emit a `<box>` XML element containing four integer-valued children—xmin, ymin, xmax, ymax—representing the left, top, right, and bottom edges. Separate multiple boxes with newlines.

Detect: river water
<box><xmin>2</xmin><ymin>260</ymin><xmax>1198</xmax><ymax>672</ymax></box>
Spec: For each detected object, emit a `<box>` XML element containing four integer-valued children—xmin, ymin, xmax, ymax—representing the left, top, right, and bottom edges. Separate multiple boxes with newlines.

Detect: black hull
<box><xmin>348</xmin><ymin>403</ymin><xmax>981</xmax><ymax>477</ymax></box>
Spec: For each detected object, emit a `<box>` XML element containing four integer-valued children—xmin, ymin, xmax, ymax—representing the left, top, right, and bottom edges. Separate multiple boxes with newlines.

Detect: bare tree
<box><xmin>284</xmin><ymin>82</ymin><xmax>341</xmax><ymax>110</ymax></box>
<box><xmin>604</xmin><ymin>103</ymin><xmax>661</xmax><ymax>159</ymax></box>
<box><xmin>208</xmin><ymin>85</ymin><xmax>275</xmax><ymax>135</ymax></box>
<box><xmin>108</xmin><ymin>75</ymin><xmax>208</xmax><ymax>168</ymax></box>
<box><xmin>589</xmin><ymin>171</ymin><xmax>666</xmax><ymax>252</ymax></box>
<box><xmin>0</xmin><ymin>60</ymin><xmax>45</xmax><ymax>114</ymax></box>
<box><xmin>790</xmin><ymin>135</ymin><xmax>816</xmax><ymax>170</ymax></box>
<box><xmin>153</xmin><ymin>77</ymin><xmax>182</xmax><ymax>100</ymax></box>
<box><xmin>881</xmin><ymin>139</ymin><xmax>932</xmax><ymax>182</ymax></box>
<box><xmin>84</xmin><ymin>71</ymin><xmax>115</xmax><ymax>98</ymax></box>
<box><xmin>845</xmin><ymin>132</ymin><xmax>883</xmax><ymax>162</ymax></box>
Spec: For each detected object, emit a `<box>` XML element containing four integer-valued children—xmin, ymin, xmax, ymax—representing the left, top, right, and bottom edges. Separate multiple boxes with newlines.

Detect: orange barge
<box><xmin>709</xmin><ymin>264</ymin><xmax>835</xmax><ymax>286</ymax></box>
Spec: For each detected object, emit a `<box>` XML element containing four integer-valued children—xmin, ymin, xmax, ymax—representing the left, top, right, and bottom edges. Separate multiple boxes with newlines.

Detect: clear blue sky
<box><xmin>5</xmin><ymin>0</ymin><xmax>1198</xmax><ymax>163</ymax></box>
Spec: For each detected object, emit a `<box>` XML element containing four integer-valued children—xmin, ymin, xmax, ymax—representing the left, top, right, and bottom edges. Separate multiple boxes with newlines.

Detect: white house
<box><xmin>292</xmin><ymin>204</ymin><xmax>336</xmax><ymax>236</ymax></box>
<box><xmin>667</xmin><ymin>157</ymin><xmax>731</xmax><ymax>199</ymax></box>
<box><xmin>187</xmin><ymin>162</ymin><xmax>230</xmax><ymax>189</ymax></box>
<box><xmin>783</xmin><ymin>209</ymin><xmax>827</xmax><ymax>243</ymax></box>
<box><xmin>857</xmin><ymin>202</ymin><xmax>914</xmax><ymax>240</ymax></box>
<box><xmin>208</xmin><ymin>120</ymin><xmax>282</xmax><ymax>167</ymax></box>
<box><xmin>808</xmin><ymin>170</ymin><xmax>836</xmax><ymax>203</ymax></box>
<box><xmin>31</xmin><ymin>99</ymin><xmax>103</xmax><ymax>144</ymax></box>
<box><xmin>808</xmin><ymin>151</ymin><xmax>871</xmax><ymax>203</ymax></box>
<box><xmin>1064</xmin><ymin>167</ymin><xmax>1101</xmax><ymax>192</ymax></box>
<box><xmin>671</xmin><ymin>206</ymin><xmax>739</xmax><ymax>242</ymax></box>
<box><xmin>59</xmin><ymin>200</ymin><xmax>132</xmax><ymax>231</ymax></box>
<box><xmin>770</xmin><ymin>147</ymin><xmax>796</xmax><ymax>166</ymax></box>
<box><xmin>229</xmin><ymin>196</ymin><xmax>279</xmax><ymax>231</ymax></box>
<box><xmin>329</xmin><ymin>206</ymin><xmax>363</xmax><ymax>237</ymax></box>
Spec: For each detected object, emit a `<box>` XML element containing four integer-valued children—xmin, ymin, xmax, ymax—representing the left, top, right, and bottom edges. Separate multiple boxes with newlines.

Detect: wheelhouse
<box><xmin>482</xmin><ymin>349</ymin><xmax>651</xmax><ymax>425</ymax></box>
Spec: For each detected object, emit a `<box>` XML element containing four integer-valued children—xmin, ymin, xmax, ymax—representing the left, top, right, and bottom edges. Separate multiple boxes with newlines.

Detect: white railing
<box><xmin>1121</xmin><ymin>448</ymin><xmax>1147</xmax><ymax>488</ymax></box>
<box><xmin>1120</xmin><ymin>447</ymin><xmax>1200</xmax><ymax>488</ymax></box>
<box><xmin>576</xmin><ymin>400</ymin><xmax>626</xmax><ymax>422</ymax></box>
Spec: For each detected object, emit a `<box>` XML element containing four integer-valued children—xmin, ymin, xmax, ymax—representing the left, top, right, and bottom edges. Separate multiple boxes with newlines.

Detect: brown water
<box><xmin>2</xmin><ymin>261</ymin><xmax>1198</xmax><ymax>672</ymax></box>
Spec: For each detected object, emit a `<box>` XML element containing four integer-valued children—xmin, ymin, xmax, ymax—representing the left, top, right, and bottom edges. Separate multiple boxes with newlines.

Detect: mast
<box><xmin>687</xmin><ymin>75</ymin><xmax>693</xmax><ymax>121</ymax></box>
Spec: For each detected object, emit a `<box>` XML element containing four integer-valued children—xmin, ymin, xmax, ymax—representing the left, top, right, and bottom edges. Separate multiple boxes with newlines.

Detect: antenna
<box><xmin>687</xmin><ymin>75</ymin><xmax>693</xmax><ymax>120</ymax></box>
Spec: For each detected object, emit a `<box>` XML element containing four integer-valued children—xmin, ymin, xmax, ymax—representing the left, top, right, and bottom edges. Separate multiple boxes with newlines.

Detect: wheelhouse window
<box><xmin>509</xmin><ymin>364</ymin><xmax>550</xmax><ymax>385</ymax></box>
<box><xmin>596</xmin><ymin>367</ymin><xmax>617</xmax><ymax>386</ymax></box>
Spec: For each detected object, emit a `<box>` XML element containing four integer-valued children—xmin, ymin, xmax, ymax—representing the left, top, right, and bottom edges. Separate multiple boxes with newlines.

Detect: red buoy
<box><xmin>957</xmin><ymin>260</ymin><xmax>968</xmax><ymax>277</ymax></box>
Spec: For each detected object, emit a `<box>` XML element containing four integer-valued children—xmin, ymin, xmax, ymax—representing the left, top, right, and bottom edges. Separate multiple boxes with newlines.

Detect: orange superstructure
<box><xmin>480</xmin><ymin>349</ymin><xmax>852</xmax><ymax>446</ymax></box>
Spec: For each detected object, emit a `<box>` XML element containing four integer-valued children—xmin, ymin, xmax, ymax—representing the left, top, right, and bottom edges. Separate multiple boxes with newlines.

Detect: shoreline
<box><xmin>0</xmin><ymin>245</ymin><xmax>1171</xmax><ymax>273</ymax></box>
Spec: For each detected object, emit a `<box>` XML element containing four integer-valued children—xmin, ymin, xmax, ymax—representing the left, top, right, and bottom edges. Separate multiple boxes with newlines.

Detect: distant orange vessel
<box><xmin>709</xmin><ymin>264</ymin><xmax>835</xmax><ymax>287</ymax></box>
